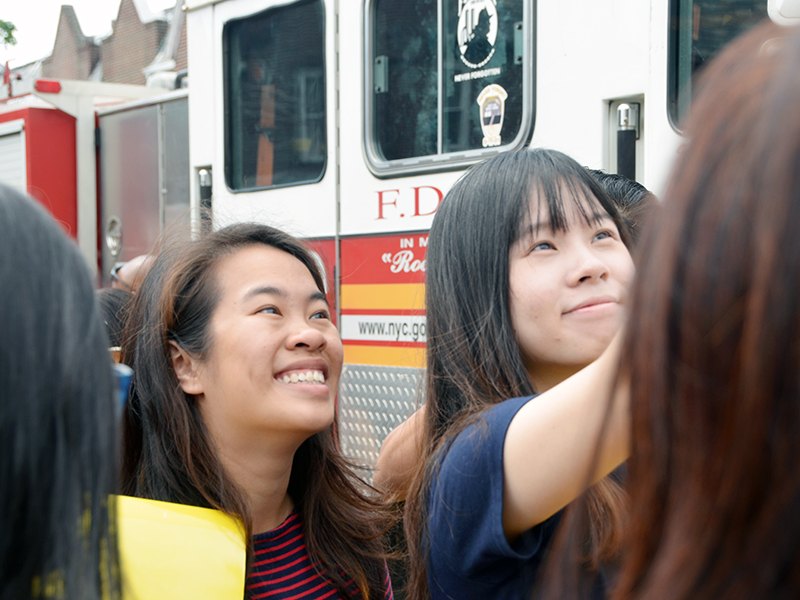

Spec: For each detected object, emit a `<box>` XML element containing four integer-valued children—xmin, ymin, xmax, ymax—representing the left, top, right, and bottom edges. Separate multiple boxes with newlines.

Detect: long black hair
<box><xmin>588</xmin><ymin>169</ymin><xmax>657</xmax><ymax>250</ymax></box>
<box><xmin>424</xmin><ymin>148</ymin><xmax>630</xmax><ymax>443</ymax></box>
<box><xmin>404</xmin><ymin>148</ymin><xmax>631</xmax><ymax>599</ymax></box>
<box><xmin>0</xmin><ymin>184</ymin><xmax>120</xmax><ymax>600</ymax></box>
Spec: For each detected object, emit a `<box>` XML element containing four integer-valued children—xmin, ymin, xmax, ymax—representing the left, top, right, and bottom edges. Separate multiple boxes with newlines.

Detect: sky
<box><xmin>1</xmin><ymin>0</ymin><xmax>177</xmax><ymax>67</ymax></box>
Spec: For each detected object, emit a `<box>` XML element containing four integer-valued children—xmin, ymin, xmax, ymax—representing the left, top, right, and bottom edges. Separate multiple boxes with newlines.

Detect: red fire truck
<box><xmin>0</xmin><ymin>79</ymin><xmax>188</xmax><ymax>285</ymax></box>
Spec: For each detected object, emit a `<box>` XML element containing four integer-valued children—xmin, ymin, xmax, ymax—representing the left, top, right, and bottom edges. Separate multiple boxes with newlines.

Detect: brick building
<box><xmin>41</xmin><ymin>5</ymin><xmax>100</xmax><ymax>81</ymax></box>
<box><xmin>27</xmin><ymin>0</ymin><xmax>187</xmax><ymax>89</ymax></box>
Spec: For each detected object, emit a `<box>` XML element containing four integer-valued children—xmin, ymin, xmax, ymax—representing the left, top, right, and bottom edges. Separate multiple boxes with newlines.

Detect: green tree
<box><xmin>1</xmin><ymin>20</ymin><xmax>17</xmax><ymax>47</ymax></box>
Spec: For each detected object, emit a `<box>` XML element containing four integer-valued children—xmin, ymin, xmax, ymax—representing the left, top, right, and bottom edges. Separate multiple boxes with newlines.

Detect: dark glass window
<box><xmin>373</xmin><ymin>0</ymin><xmax>438</xmax><ymax>161</ymax></box>
<box><xmin>371</xmin><ymin>0</ymin><xmax>531</xmax><ymax>170</ymax></box>
<box><xmin>669</xmin><ymin>0</ymin><xmax>767</xmax><ymax>128</ymax></box>
<box><xmin>224</xmin><ymin>0</ymin><xmax>325</xmax><ymax>191</ymax></box>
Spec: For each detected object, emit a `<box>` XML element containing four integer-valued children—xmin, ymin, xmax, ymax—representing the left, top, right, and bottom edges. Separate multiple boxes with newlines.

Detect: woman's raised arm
<box><xmin>502</xmin><ymin>334</ymin><xmax>630</xmax><ymax>539</ymax></box>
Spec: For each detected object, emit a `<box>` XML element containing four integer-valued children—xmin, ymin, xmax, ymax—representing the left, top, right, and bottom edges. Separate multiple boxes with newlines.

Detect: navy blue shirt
<box><xmin>426</xmin><ymin>395</ymin><xmax>606</xmax><ymax>600</ymax></box>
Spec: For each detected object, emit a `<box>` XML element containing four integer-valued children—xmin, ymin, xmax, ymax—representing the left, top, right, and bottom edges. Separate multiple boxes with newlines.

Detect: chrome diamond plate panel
<box><xmin>338</xmin><ymin>364</ymin><xmax>424</xmax><ymax>471</ymax></box>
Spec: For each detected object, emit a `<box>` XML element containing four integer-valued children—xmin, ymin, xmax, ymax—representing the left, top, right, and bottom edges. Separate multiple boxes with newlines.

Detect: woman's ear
<box><xmin>169</xmin><ymin>341</ymin><xmax>204</xmax><ymax>395</ymax></box>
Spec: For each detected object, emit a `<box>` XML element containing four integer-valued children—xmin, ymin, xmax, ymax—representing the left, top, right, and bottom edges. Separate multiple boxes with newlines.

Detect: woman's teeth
<box><xmin>280</xmin><ymin>371</ymin><xmax>325</xmax><ymax>384</ymax></box>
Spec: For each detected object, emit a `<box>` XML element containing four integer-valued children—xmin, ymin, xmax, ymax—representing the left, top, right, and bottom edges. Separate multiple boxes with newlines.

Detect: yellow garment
<box><xmin>116</xmin><ymin>495</ymin><xmax>247</xmax><ymax>600</ymax></box>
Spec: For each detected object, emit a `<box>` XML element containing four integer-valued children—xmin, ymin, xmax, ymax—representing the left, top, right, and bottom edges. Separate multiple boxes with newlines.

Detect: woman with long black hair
<box><xmin>121</xmin><ymin>223</ymin><xmax>392</xmax><ymax>599</ymax></box>
<box><xmin>394</xmin><ymin>149</ymin><xmax>635</xmax><ymax>600</ymax></box>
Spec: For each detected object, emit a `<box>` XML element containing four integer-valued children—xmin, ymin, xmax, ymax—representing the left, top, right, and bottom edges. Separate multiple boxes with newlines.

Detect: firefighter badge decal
<box><xmin>477</xmin><ymin>84</ymin><xmax>507</xmax><ymax>147</ymax></box>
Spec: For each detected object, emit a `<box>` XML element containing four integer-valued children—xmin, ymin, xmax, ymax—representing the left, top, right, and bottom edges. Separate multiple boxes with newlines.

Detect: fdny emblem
<box><xmin>457</xmin><ymin>0</ymin><xmax>499</xmax><ymax>69</ymax></box>
<box><xmin>477</xmin><ymin>84</ymin><xmax>508</xmax><ymax>147</ymax></box>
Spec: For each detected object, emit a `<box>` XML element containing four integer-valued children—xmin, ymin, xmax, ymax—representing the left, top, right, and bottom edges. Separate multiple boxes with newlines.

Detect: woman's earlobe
<box><xmin>168</xmin><ymin>341</ymin><xmax>204</xmax><ymax>395</ymax></box>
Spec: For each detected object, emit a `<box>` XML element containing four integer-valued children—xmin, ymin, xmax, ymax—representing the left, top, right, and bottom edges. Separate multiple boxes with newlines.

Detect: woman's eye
<box><xmin>532</xmin><ymin>241</ymin><xmax>553</xmax><ymax>251</ymax></box>
<box><xmin>311</xmin><ymin>310</ymin><xmax>331</xmax><ymax>320</ymax></box>
<box><xmin>593</xmin><ymin>230</ymin><xmax>614</xmax><ymax>242</ymax></box>
<box><xmin>259</xmin><ymin>306</ymin><xmax>280</xmax><ymax>315</ymax></box>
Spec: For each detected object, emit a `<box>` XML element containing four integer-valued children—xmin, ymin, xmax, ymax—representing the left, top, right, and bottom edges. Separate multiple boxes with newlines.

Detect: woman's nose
<box><xmin>285</xmin><ymin>320</ymin><xmax>327</xmax><ymax>351</ymax></box>
<box><xmin>566</xmin><ymin>250</ymin><xmax>609</xmax><ymax>286</ymax></box>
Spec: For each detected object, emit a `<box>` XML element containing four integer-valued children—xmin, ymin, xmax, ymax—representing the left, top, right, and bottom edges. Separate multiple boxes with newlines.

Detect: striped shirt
<box><xmin>248</xmin><ymin>509</ymin><xmax>393</xmax><ymax>600</ymax></box>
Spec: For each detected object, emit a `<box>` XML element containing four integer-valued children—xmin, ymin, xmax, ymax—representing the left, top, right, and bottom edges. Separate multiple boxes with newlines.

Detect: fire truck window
<box><xmin>373</xmin><ymin>0</ymin><xmax>438</xmax><ymax>161</ymax></box>
<box><xmin>370</xmin><ymin>0</ymin><xmax>531</xmax><ymax>171</ymax></box>
<box><xmin>669</xmin><ymin>0</ymin><xmax>766</xmax><ymax>129</ymax></box>
<box><xmin>224</xmin><ymin>0</ymin><xmax>326</xmax><ymax>191</ymax></box>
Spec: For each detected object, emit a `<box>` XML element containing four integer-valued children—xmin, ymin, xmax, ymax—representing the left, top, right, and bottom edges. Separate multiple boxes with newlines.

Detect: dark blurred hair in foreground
<box><xmin>0</xmin><ymin>184</ymin><xmax>120</xmax><ymax>599</ymax></box>
<box><xmin>530</xmin><ymin>20</ymin><xmax>800</xmax><ymax>600</ymax></box>
<box><xmin>614</xmin><ymin>21</ymin><xmax>800</xmax><ymax>599</ymax></box>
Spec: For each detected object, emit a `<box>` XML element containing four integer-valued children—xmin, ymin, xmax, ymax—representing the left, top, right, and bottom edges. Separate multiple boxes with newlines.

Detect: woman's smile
<box><xmin>273</xmin><ymin>359</ymin><xmax>330</xmax><ymax>391</ymax></box>
<box><xmin>190</xmin><ymin>245</ymin><xmax>344</xmax><ymax>445</ymax></box>
<box><xmin>562</xmin><ymin>295</ymin><xmax>619</xmax><ymax>316</ymax></box>
<box><xmin>276</xmin><ymin>371</ymin><xmax>326</xmax><ymax>384</ymax></box>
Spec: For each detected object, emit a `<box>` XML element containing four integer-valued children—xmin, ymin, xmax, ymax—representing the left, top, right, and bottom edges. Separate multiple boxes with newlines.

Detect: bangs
<box><xmin>514</xmin><ymin>175</ymin><xmax>611</xmax><ymax>244</ymax></box>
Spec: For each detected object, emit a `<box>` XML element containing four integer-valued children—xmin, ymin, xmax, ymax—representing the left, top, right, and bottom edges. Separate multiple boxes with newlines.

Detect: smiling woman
<box><xmin>120</xmin><ymin>223</ymin><xmax>392</xmax><ymax>600</ymax></box>
<box><xmin>171</xmin><ymin>245</ymin><xmax>343</xmax><ymax>467</ymax></box>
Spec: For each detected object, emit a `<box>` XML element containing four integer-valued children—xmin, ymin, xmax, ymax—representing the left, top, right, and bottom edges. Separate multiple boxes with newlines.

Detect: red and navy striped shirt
<box><xmin>248</xmin><ymin>509</ymin><xmax>393</xmax><ymax>600</ymax></box>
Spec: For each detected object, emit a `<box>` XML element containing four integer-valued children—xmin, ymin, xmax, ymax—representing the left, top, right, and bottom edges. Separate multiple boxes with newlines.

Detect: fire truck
<box><xmin>3</xmin><ymin>0</ymin><xmax>797</xmax><ymax>468</ymax></box>
<box><xmin>182</xmin><ymin>0</ymin><xmax>800</xmax><ymax>466</ymax></box>
<box><xmin>0</xmin><ymin>78</ymin><xmax>189</xmax><ymax>284</ymax></box>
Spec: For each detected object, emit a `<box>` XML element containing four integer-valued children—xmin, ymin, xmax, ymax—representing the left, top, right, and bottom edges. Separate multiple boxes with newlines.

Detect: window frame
<box><xmin>667</xmin><ymin>0</ymin><xmax>768</xmax><ymax>133</ymax></box>
<box><xmin>363</xmin><ymin>0</ymin><xmax>536</xmax><ymax>178</ymax></box>
<box><xmin>222</xmin><ymin>0</ymin><xmax>328</xmax><ymax>194</ymax></box>
<box><xmin>667</xmin><ymin>0</ymin><xmax>691</xmax><ymax>133</ymax></box>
